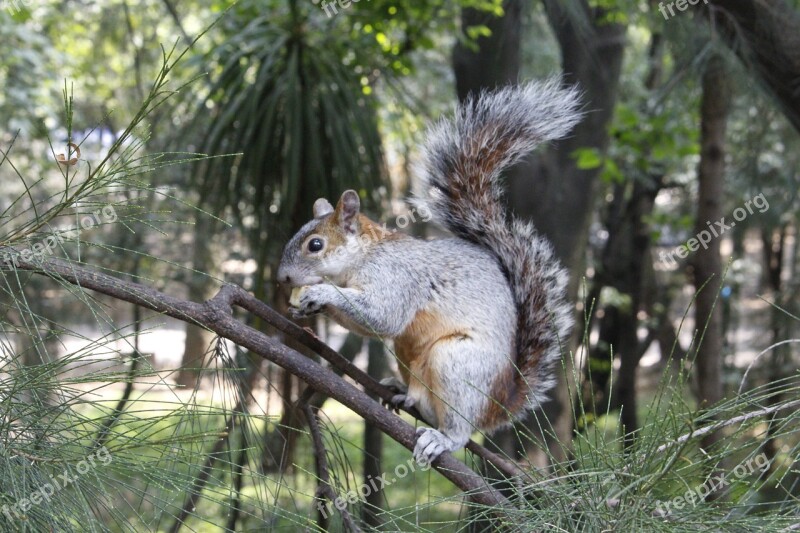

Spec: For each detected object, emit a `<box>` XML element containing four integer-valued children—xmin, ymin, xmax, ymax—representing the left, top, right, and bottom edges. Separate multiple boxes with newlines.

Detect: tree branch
<box><xmin>655</xmin><ymin>397</ymin><xmax>800</xmax><ymax>454</ymax></box>
<box><xmin>161</xmin><ymin>0</ymin><xmax>193</xmax><ymax>46</ymax></box>
<box><xmin>300</xmin><ymin>398</ymin><xmax>361</xmax><ymax>532</ymax></box>
<box><xmin>3</xmin><ymin>250</ymin><xmax>511</xmax><ymax>509</ymax></box>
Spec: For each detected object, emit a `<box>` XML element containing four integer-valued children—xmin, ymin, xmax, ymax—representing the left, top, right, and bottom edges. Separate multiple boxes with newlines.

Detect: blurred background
<box><xmin>1</xmin><ymin>0</ymin><xmax>799</xmax><ymax>531</ymax></box>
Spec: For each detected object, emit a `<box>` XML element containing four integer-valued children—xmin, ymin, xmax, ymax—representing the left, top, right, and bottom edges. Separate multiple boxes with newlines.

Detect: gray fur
<box><xmin>282</xmin><ymin>232</ymin><xmax>516</xmax><ymax>464</ymax></box>
<box><xmin>278</xmin><ymin>81</ymin><xmax>581</xmax><ymax>464</ymax></box>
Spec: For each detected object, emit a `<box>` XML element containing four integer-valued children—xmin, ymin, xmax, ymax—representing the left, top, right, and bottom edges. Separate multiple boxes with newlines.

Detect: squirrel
<box><xmin>277</xmin><ymin>80</ymin><xmax>581</xmax><ymax>465</ymax></box>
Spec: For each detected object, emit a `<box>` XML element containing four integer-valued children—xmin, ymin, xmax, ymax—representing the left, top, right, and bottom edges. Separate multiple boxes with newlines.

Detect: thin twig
<box><xmin>300</xmin><ymin>399</ymin><xmax>361</xmax><ymax>532</ymax></box>
<box><xmin>161</xmin><ymin>0</ymin><xmax>193</xmax><ymax>45</ymax></box>
<box><xmin>168</xmin><ymin>399</ymin><xmax>243</xmax><ymax>533</ymax></box>
<box><xmin>738</xmin><ymin>340</ymin><xmax>800</xmax><ymax>395</ymax></box>
<box><xmin>655</xmin><ymin>398</ymin><xmax>800</xmax><ymax>454</ymax></box>
<box><xmin>92</xmin><ymin>349</ymin><xmax>141</xmax><ymax>451</ymax></box>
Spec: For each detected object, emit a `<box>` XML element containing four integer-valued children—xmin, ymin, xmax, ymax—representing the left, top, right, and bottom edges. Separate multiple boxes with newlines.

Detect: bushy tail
<box><xmin>415</xmin><ymin>80</ymin><xmax>580</xmax><ymax>419</ymax></box>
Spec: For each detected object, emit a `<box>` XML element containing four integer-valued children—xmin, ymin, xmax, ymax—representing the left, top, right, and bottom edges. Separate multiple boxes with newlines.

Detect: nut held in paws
<box><xmin>289</xmin><ymin>286</ymin><xmax>309</xmax><ymax>308</ymax></box>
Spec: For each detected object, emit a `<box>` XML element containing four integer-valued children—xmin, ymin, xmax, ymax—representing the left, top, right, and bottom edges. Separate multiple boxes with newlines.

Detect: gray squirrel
<box><xmin>277</xmin><ymin>80</ymin><xmax>581</xmax><ymax>465</ymax></box>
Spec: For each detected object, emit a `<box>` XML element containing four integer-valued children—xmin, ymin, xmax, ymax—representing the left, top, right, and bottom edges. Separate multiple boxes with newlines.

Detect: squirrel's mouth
<box><xmin>281</xmin><ymin>275</ymin><xmax>323</xmax><ymax>288</ymax></box>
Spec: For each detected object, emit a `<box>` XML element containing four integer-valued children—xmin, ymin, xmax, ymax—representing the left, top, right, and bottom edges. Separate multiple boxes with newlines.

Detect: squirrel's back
<box><xmin>414</xmin><ymin>80</ymin><xmax>581</xmax><ymax>420</ymax></box>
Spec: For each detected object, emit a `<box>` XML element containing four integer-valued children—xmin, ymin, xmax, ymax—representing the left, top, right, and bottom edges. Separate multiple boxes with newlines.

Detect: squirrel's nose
<box><xmin>276</xmin><ymin>266</ymin><xmax>291</xmax><ymax>285</ymax></box>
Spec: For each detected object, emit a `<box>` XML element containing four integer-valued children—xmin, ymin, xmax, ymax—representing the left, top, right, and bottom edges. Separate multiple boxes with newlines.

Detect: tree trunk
<box><xmin>452</xmin><ymin>0</ymin><xmax>521</xmax><ymax>101</ymax></box>
<box><xmin>176</xmin><ymin>214</ymin><xmax>220</xmax><ymax>389</ymax></box>
<box><xmin>516</xmin><ymin>0</ymin><xmax>626</xmax><ymax>287</ymax></box>
<box><xmin>761</xmin><ymin>224</ymin><xmax>791</xmax><ymax>467</ymax></box>
<box><xmin>583</xmin><ymin>25</ymin><xmax>665</xmax><ymax>447</ymax></box>
<box><xmin>521</xmin><ymin>0</ymin><xmax>627</xmax><ymax>464</ymax></box>
<box><xmin>692</xmin><ymin>53</ymin><xmax>730</xmax><ymax>452</ymax></box>
<box><xmin>703</xmin><ymin>0</ymin><xmax>800</xmax><ymax>133</ymax></box>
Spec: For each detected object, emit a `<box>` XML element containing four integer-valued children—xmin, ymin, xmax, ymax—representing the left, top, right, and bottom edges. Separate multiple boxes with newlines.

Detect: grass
<box><xmin>33</xmin><ymin>357</ymin><xmax>793</xmax><ymax>532</ymax></box>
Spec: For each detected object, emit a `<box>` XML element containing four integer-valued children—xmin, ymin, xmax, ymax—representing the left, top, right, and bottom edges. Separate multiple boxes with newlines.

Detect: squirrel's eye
<box><xmin>307</xmin><ymin>238</ymin><xmax>324</xmax><ymax>253</ymax></box>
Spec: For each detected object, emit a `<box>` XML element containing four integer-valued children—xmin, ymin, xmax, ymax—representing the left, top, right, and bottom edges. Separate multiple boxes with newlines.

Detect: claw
<box><xmin>382</xmin><ymin>393</ymin><xmax>415</xmax><ymax>413</ymax></box>
<box><xmin>413</xmin><ymin>427</ymin><xmax>453</xmax><ymax>466</ymax></box>
<box><xmin>290</xmin><ymin>308</ymin><xmax>310</xmax><ymax>320</ymax></box>
<box><xmin>381</xmin><ymin>398</ymin><xmax>398</xmax><ymax>412</ymax></box>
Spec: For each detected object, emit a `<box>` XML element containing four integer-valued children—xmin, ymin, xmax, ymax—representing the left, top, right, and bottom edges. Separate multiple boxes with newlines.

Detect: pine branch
<box><xmin>656</xmin><ymin>397</ymin><xmax>800</xmax><ymax>453</ymax></box>
<box><xmin>3</xmin><ymin>249</ymin><xmax>511</xmax><ymax>510</ymax></box>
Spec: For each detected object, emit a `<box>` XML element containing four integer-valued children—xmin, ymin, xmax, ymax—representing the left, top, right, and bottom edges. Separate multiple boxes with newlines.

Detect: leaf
<box><xmin>573</xmin><ymin>147</ymin><xmax>604</xmax><ymax>170</ymax></box>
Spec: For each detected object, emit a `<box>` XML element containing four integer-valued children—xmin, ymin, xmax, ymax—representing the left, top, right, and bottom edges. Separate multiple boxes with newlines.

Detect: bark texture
<box><xmin>692</xmin><ymin>53</ymin><xmax>730</xmax><ymax>450</ymax></box>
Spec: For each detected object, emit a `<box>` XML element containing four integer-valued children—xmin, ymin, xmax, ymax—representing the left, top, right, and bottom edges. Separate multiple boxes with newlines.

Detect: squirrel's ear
<box><xmin>336</xmin><ymin>190</ymin><xmax>361</xmax><ymax>234</ymax></box>
<box><xmin>313</xmin><ymin>198</ymin><xmax>334</xmax><ymax>218</ymax></box>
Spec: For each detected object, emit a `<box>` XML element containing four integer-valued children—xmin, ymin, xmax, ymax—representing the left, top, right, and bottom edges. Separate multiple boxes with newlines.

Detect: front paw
<box><xmin>290</xmin><ymin>284</ymin><xmax>330</xmax><ymax>318</ymax></box>
<box><xmin>380</xmin><ymin>377</ymin><xmax>408</xmax><ymax>395</ymax></box>
<box><xmin>380</xmin><ymin>377</ymin><xmax>412</xmax><ymax>411</ymax></box>
<box><xmin>413</xmin><ymin>427</ymin><xmax>454</xmax><ymax>467</ymax></box>
<box><xmin>383</xmin><ymin>393</ymin><xmax>415</xmax><ymax>412</ymax></box>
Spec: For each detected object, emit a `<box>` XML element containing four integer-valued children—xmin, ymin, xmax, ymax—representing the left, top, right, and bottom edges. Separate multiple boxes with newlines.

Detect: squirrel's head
<box><xmin>277</xmin><ymin>190</ymin><xmax>388</xmax><ymax>287</ymax></box>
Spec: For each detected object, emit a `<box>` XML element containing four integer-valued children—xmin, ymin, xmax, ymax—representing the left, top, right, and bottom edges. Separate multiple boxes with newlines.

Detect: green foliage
<box><xmin>588</xmin><ymin>0</ymin><xmax>634</xmax><ymax>25</ymax></box>
<box><xmin>504</xmin><ymin>295</ymin><xmax>800</xmax><ymax>531</ymax></box>
<box><xmin>347</xmin><ymin>0</ymin><xmax>503</xmax><ymax>71</ymax></box>
<box><xmin>0</xmin><ymin>11</ymin><xmax>57</xmax><ymax>133</ymax></box>
<box><xmin>0</xmin><ymin>37</ymin><xmax>251</xmax><ymax>532</ymax></box>
<box><xmin>0</xmin><ymin>39</ymin><xmax>209</xmax><ymax>250</ymax></box>
<box><xmin>188</xmin><ymin>1</ymin><xmax>388</xmax><ymax>274</ymax></box>
<box><xmin>603</xmin><ymin>100</ymin><xmax>699</xmax><ymax>187</ymax></box>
